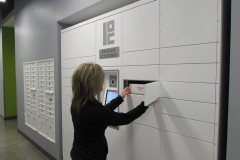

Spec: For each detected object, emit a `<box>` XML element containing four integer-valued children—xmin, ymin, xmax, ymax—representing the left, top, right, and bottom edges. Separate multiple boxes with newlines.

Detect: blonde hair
<box><xmin>72</xmin><ymin>63</ymin><xmax>104</xmax><ymax>112</ymax></box>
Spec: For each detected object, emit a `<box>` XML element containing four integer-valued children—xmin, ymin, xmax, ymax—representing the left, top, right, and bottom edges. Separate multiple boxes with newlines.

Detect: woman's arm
<box><xmin>104</xmin><ymin>87</ymin><xmax>130</xmax><ymax>111</ymax></box>
<box><xmin>104</xmin><ymin>95</ymin><xmax>124</xmax><ymax>111</ymax></box>
<box><xmin>89</xmin><ymin>102</ymin><xmax>148</xmax><ymax>126</ymax></box>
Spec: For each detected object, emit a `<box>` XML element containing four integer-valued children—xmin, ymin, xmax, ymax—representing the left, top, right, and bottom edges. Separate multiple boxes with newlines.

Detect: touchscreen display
<box><xmin>105</xmin><ymin>89</ymin><xmax>118</xmax><ymax>105</ymax></box>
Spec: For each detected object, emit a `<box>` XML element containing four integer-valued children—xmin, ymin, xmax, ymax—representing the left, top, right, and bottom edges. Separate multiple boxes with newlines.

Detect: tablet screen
<box><xmin>105</xmin><ymin>89</ymin><xmax>118</xmax><ymax>105</ymax></box>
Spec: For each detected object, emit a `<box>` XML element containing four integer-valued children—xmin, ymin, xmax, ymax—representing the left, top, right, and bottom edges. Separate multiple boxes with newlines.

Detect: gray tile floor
<box><xmin>0</xmin><ymin>117</ymin><xmax>51</xmax><ymax>160</ymax></box>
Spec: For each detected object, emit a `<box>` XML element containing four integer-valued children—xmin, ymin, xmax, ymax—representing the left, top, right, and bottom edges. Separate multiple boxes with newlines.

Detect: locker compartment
<box><xmin>38</xmin><ymin>114</ymin><xmax>47</xmax><ymax>136</ymax></box>
<box><xmin>162</xmin><ymin>43</ymin><xmax>217</xmax><ymax>64</ymax></box>
<box><xmin>44</xmin><ymin>66</ymin><xmax>54</xmax><ymax>71</ymax></box>
<box><xmin>45</xmin><ymin>117</ymin><xmax>55</xmax><ymax>142</ymax></box>
<box><xmin>46</xmin><ymin>93</ymin><xmax>55</xmax><ymax>102</ymax></box>
<box><xmin>47</xmin><ymin>111</ymin><xmax>55</xmax><ymax>118</ymax></box>
<box><xmin>38</xmin><ymin>103</ymin><xmax>44</xmax><ymax>109</ymax></box>
<box><xmin>122</xmin><ymin>0</ymin><xmax>160</xmax><ymax>52</ymax></box>
<box><xmin>30</xmin><ymin>72</ymin><xmax>35</xmax><ymax>76</ymax></box>
<box><xmin>49</xmin><ymin>87</ymin><xmax>54</xmax><ymax>92</ymax></box>
<box><xmin>38</xmin><ymin>90</ymin><xmax>44</xmax><ymax>95</ymax></box>
<box><xmin>28</xmin><ymin>110</ymin><xmax>34</xmax><ymax>127</ymax></box>
<box><xmin>162</xmin><ymin>63</ymin><xmax>216</xmax><ymax>83</ymax></box>
<box><xmin>25</xmin><ymin>108</ymin><xmax>32</xmax><ymax>126</ymax></box>
<box><xmin>162</xmin><ymin>82</ymin><xmax>215</xmax><ymax>103</ymax></box>
<box><xmin>30</xmin><ymin>68</ymin><xmax>36</xmax><ymax>72</ymax></box>
<box><xmin>61</xmin><ymin>22</ymin><xmax>96</xmax><ymax>59</ymax></box>
<box><xmin>39</xmin><ymin>99</ymin><xmax>46</xmax><ymax>105</ymax></box>
<box><xmin>162</xmin><ymin>0</ymin><xmax>218</xmax><ymax>47</ymax></box>
<box><xmin>96</xmin><ymin>14</ymin><xmax>122</xmax><ymax>67</ymax></box>
<box><xmin>39</xmin><ymin>108</ymin><xmax>45</xmax><ymax>115</ymax></box>
<box><xmin>123</xmin><ymin>49</ymin><xmax>160</xmax><ymax>66</ymax></box>
<box><xmin>122</xmin><ymin>65</ymin><xmax>160</xmax><ymax>81</ymax></box>
<box><xmin>121</xmin><ymin>0</ymin><xmax>157</xmax><ymax>12</ymax></box>
<box><xmin>38</xmin><ymin>72</ymin><xmax>44</xmax><ymax>76</ymax></box>
<box><xmin>38</xmin><ymin>94</ymin><xmax>44</xmax><ymax>100</ymax></box>
<box><xmin>37</xmin><ymin>61</ymin><xmax>45</xmax><ymax>67</ymax></box>
<box><xmin>47</xmin><ymin>106</ymin><xmax>55</xmax><ymax>113</ymax></box>
<box><xmin>45</xmin><ymin>71</ymin><xmax>54</xmax><ymax>76</ymax></box>
<box><xmin>45</xmin><ymin>60</ymin><xmax>54</xmax><ymax>66</ymax></box>
<box><xmin>124</xmin><ymin>80</ymin><xmax>160</xmax><ymax>106</ymax></box>
<box><xmin>43</xmin><ymin>81</ymin><xmax>49</xmax><ymax>86</ymax></box>
<box><xmin>45</xmin><ymin>76</ymin><xmax>54</xmax><ymax>82</ymax></box>
<box><xmin>38</xmin><ymin>81</ymin><xmax>44</xmax><ymax>86</ymax></box>
<box><xmin>161</xmin><ymin>131</ymin><xmax>213</xmax><ymax>160</ymax></box>
<box><xmin>160</xmin><ymin>114</ymin><xmax>214</xmax><ymax>142</ymax></box>
<box><xmin>61</xmin><ymin>56</ymin><xmax>95</xmax><ymax>69</ymax></box>
<box><xmin>30</xmin><ymin>63</ymin><xmax>36</xmax><ymax>67</ymax></box>
<box><xmin>31</xmin><ymin>111</ymin><xmax>39</xmax><ymax>131</ymax></box>
<box><xmin>41</xmin><ymin>86</ymin><xmax>48</xmax><ymax>91</ymax></box>
<box><xmin>62</xmin><ymin>68</ymin><xmax>75</xmax><ymax>78</ymax></box>
<box><xmin>62</xmin><ymin>122</ymin><xmax>74</xmax><ymax>151</ymax></box>
<box><xmin>162</xmin><ymin>98</ymin><xmax>215</xmax><ymax>123</ymax></box>
<box><xmin>38</xmin><ymin>93</ymin><xmax>46</xmax><ymax>100</ymax></box>
<box><xmin>49</xmin><ymin>82</ymin><xmax>54</xmax><ymax>87</ymax></box>
<box><xmin>122</xmin><ymin>123</ymin><xmax>160</xmax><ymax>160</ymax></box>
<box><xmin>121</xmin><ymin>93</ymin><xmax>161</xmax><ymax>128</ymax></box>
<box><xmin>105</xmin><ymin>128</ymin><xmax>122</xmax><ymax>160</ymax></box>
<box><xmin>49</xmin><ymin>102</ymin><xmax>55</xmax><ymax>109</ymax></box>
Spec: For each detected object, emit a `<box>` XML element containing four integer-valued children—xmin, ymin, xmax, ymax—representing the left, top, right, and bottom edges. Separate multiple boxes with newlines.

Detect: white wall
<box><xmin>14</xmin><ymin>0</ymin><xmax>102</xmax><ymax>159</ymax></box>
<box><xmin>61</xmin><ymin>0</ymin><xmax>222</xmax><ymax>159</ymax></box>
<box><xmin>0</xmin><ymin>28</ymin><xmax>4</xmax><ymax>118</ymax></box>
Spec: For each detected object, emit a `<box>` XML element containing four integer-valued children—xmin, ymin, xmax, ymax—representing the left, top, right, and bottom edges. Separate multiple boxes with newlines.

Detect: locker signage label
<box><xmin>103</xmin><ymin>20</ymin><xmax>115</xmax><ymax>45</ymax></box>
<box><xmin>99</xmin><ymin>47</ymin><xmax>119</xmax><ymax>59</ymax></box>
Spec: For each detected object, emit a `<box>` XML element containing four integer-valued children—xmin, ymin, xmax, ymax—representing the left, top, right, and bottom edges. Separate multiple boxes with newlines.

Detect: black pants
<box><xmin>70</xmin><ymin>148</ymin><xmax>106</xmax><ymax>160</ymax></box>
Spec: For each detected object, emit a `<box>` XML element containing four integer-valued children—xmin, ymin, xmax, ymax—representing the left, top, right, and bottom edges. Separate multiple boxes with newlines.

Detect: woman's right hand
<box><xmin>148</xmin><ymin>98</ymin><xmax>159</xmax><ymax>106</ymax></box>
<box><xmin>120</xmin><ymin>87</ymin><xmax>130</xmax><ymax>99</ymax></box>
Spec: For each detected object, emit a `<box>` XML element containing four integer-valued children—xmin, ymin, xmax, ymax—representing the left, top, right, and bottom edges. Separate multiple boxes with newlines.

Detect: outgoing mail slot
<box><xmin>124</xmin><ymin>80</ymin><xmax>160</xmax><ymax>106</ymax></box>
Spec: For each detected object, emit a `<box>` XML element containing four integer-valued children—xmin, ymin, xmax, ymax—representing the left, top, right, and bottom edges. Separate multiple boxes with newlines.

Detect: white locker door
<box><xmin>122</xmin><ymin>0</ymin><xmax>160</xmax><ymax>52</ymax></box>
<box><xmin>61</xmin><ymin>22</ymin><xmax>96</xmax><ymax>59</ymax></box>
<box><xmin>106</xmin><ymin>128</ymin><xmax>122</xmax><ymax>160</ymax></box>
<box><xmin>161</xmin><ymin>131</ymin><xmax>213</xmax><ymax>160</ymax></box>
<box><xmin>122</xmin><ymin>93</ymin><xmax>161</xmax><ymax>129</ymax></box>
<box><xmin>122</xmin><ymin>123</ymin><xmax>160</xmax><ymax>160</ymax></box>
<box><xmin>144</xmin><ymin>81</ymin><xmax>160</xmax><ymax>106</ymax></box>
<box><xmin>162</xmin><ymin>0</ymin><xmax>218</xmax><ymax>47</ymax></box>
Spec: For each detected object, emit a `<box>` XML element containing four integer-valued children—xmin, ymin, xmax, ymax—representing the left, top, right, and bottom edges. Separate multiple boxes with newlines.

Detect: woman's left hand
<box><xmin>120</xmin><ymin>87</ymin><xmax>130</xmax><ymax>99</ymax></box>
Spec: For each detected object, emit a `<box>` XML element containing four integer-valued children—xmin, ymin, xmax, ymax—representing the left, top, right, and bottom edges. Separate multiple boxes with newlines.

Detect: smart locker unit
<box><xmin>61</xmin><ymin>0</ymin><xmax>222</xmax><ymax>159</ymax></box>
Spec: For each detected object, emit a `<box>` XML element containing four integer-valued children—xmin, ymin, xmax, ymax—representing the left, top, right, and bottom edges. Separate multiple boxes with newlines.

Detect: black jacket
<box><xmin>71</xmin><ymin>95</ymin><xmax>148</xmax><ymax>160</ymax></box>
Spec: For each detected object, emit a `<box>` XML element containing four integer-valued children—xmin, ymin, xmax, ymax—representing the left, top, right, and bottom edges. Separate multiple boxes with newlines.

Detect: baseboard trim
<box><xmin>4</xmin><ymin>116</ymin><xmax>17</xmax><ymax>120</ymax></box>
<box><xmin>17</xmin><ymin>129</ymin><xmax>56</xmax><ymax>160</ymax></box>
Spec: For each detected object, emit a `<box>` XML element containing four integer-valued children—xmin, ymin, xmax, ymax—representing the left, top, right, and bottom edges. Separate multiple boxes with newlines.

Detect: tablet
<box><xmin>103</xmin><ymin>87</ymin><xmax>118</xmax><ymax>105</ymax></box>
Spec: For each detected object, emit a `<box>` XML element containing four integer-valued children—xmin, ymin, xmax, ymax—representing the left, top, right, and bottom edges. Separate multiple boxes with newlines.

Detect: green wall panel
<box><xmin>2</xmin><ymin>27</ymin><xmax>16</xmax><ymax>117</ymax></box>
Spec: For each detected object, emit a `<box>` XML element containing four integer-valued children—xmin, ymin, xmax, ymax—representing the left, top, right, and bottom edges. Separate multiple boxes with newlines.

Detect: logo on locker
<box><xmin>103</xmin><ymin>20</ymin><xmax>115</xmax><ymax>45</ymax></box>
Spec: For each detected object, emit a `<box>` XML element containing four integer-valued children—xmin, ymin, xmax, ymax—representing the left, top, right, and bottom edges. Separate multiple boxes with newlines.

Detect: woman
<box><xmin>70</xmin><ymin>63</ymin><xmax>151</xmax><ymax>160</ymax></box>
